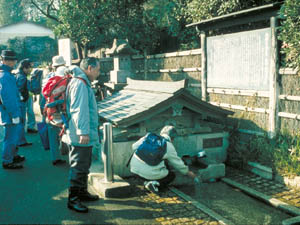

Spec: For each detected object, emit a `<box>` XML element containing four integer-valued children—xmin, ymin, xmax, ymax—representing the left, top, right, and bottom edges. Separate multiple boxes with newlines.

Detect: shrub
<box><xmin>279</xmin><ymin>0</ymin><xmax>300</xmax><ymax>69</ymax></box>
<box><xmin>227</xmin><ymin>129</ymin><xmax>300</xmax><ymax>176</ymax></box>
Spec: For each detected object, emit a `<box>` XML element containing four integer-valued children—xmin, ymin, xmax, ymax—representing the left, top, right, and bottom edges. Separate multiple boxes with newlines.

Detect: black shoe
<box><xmin>52</xmin><ymin>159</ymin><xmax>66</xmax><ymax>166</ymax></box>
<box><xmin>27</xmin><ymin>128</ymin><xmax>38</xmax><ymax>133</ymax></box>
<box><xmin>13</xmin><ymin>155</ymin><xmax>25</xmax><ymax>163</ymax></box>
<box><xmin>68</xmin><ymin>196</ymin><xmax>88</xmax><ymax>213</ymax></box>
<box><xmin>78</xmin><ymin>190</ymin><xmax>99</xmax><ymax>202</ymax></box>
<box><xmin>2</xmin><ymin>162</ymin><xmax>23</xmax><ymax>169</ymax></box>
<box><xmin>18</xmin><ymin>142</ymin><xmax>32</xmax><ymax>147</ymax></box>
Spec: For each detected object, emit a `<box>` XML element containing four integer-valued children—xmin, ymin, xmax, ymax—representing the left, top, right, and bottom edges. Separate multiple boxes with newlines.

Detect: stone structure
<box><xmin>105</xmin><ymin>39</ymin><xmax>138</xmax><ymax>87</ymax></box>
<box><xmin>97</xmin><ymin>78</ymin><xmax>234</xmax><ymax>177</ymax></box>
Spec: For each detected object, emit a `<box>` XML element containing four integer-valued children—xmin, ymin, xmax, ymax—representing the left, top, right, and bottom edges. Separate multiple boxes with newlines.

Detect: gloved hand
<box><xmin>12</xmin><ymin>117</ymin><xmax>20</xmax><ymax>124</ymax></box>
<box><xmin>194</xmin><ymin>177</ymin><xmax>201</xmax><ymax>185</ymax></box>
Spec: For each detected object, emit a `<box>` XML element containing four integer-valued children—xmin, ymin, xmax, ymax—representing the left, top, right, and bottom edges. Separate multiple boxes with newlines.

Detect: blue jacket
<box><xmin>15</xmin><ymin>69</ymin><xmax>29</xmax><ymax>102</ymax></box>
<box><xmin>0</xmin><ymin>64</ymin><xmax>21</xmax><ymax>125</ymax></box>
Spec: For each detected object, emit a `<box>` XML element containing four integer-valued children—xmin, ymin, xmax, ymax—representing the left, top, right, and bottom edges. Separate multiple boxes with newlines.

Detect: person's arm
<box><xmin>16</xmin><ymin>74</ymin><xmax>27</xmax><ymax>101</ymax></box>
<box><xmin>0</xmin><ymin>75</ymin><xmax>20</xmax><ymax>120</ymax></box>
<box><xmin>165</xmin><ymin>142</ymin><xmax>200</xmax><ymax>183</ymax></box>
<box><xmin>164</xmin><ymin>142</ymin><xmax>189</xmax><ymax>175</ymax></box>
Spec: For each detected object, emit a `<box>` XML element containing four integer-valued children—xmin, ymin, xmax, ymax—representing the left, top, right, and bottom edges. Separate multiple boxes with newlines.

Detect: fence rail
<box><xmin>98</xmin><ymin>46</ymin><xmax>299</xmax><ymax>136</ymax></box>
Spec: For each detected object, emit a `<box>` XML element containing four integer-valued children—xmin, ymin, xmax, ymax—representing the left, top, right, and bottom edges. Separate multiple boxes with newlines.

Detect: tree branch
<box><xmin>30</xmin><ymin>0</ymin><xmax>60</xmax><ymax>23</ymax></box>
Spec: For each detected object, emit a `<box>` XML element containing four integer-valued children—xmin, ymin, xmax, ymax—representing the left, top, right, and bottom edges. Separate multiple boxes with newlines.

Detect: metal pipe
<box><xmin>102</xmin><ymin>122</ymin><xmax>114</xmax><ymax>182</ymax></box>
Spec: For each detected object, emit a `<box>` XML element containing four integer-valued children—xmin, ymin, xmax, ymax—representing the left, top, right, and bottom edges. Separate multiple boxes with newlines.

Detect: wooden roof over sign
<box><xmin>98</xmin><ymin>78</ymin><xmax>233</xmax><ymax>128</ymax></box>
<box><xmin>186</xmin><ymin>2</ymin><xmax>283</xmax><ymax>31</ymax></box>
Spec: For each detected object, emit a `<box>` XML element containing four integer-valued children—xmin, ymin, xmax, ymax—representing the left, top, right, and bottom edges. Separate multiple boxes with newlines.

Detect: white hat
<box><xmin>55</xmin><ymin>66</ymin><xmax>68</xmax><ymax>76</ymax></box>
<box><xmin>52</xmin><ymin>55</ymin><xmax>66</xmax><ymax>67</ymax></box>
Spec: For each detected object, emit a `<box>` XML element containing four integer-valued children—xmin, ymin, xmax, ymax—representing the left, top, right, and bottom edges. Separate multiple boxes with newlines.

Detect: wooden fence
<box><xmin>98</xmin><ymin>48</ymin><xmax>300</xmax><ymax>137</ymax></box>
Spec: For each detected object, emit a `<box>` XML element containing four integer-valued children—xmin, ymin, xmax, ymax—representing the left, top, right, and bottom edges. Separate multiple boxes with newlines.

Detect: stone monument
<box><xmin>105</xmin><ymin>39</ymin><xmax>138</xmax><ymax>90</ymax></box>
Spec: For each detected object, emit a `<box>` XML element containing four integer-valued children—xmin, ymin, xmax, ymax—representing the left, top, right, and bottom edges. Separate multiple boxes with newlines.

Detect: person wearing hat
<box><xmin>15</xmin><ymin>59</ymin><xmax>35</xmax><ymax>147</ymax></box>
<box><xmin>40</xmin><ymin>55</ymin><xmax>67</xmax><ymax>166</ymax></box>
<box><xmin>129</xmin><ymin>125</ymin><xmax>199</xmax><ymax>193</ymax></box>
<box><xmin>0</xmin><ymin>50</ymin><xmax>24</xmax><ymax>169</ymax></box>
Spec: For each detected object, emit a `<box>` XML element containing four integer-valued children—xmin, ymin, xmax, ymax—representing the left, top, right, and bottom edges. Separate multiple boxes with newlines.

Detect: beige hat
<box><xmin>55</xmin><ymin>66</ymin><xmax>68</xmax><ymax>76</ymax></box>
<box><xmin>52</xmin><ymin>55</ymin><xmax>66</xmax><ymax>67</ymax></box>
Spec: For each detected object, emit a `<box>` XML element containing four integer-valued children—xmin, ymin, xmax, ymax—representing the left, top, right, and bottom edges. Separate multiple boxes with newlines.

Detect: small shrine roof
<box><xmin>98</xmin><ymin>78</ymin><xmax>233</xmax><ymax>127</ymax></box>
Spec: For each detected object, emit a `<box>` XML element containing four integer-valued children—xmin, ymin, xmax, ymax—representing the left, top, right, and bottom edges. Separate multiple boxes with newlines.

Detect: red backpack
<box><xmin>42</xmin><ymin>74</ymin><xmax>86</xmax><ymax>136</ymax></box>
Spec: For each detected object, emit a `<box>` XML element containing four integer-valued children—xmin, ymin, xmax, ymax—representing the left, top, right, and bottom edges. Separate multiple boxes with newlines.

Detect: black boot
<box><xmin>68</xmin><ymin>187</ymin><xmax>88</xmax><ymax>213</ymax></box>
<box><xmin>78</xmin><ymin>188</ymin><xmax>99</xmax><ymax>202</ymax></box>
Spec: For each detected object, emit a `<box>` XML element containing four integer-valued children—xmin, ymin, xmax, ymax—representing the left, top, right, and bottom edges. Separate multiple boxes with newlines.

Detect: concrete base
<box><xmin>197</xmin><ymin>163</ymin><xmax>225</xmax><ymax>182</ymax></box>
<box><xmin>247</xmin><ymin>161</ymin><xmax>273</xmax><ymax>180</ymax></box>
<box><xmin>282</xmin><ymin>216</ymin><xmax>300</xmax><ymax>225</ymax></box>
<box><xmin>89</xmin><ymin>173</ymin><xmax>131</xmax><ymax>198</ymax></box>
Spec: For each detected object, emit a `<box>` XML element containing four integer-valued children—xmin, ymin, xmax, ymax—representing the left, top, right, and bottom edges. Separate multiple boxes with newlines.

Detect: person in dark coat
<box><xmin>15</xmin><ymin>59</ymin><xmax>33</xmax><ymax>147</ymax></box>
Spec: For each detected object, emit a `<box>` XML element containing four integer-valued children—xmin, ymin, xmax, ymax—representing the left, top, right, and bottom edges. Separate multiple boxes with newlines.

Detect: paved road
<box><xmin>0</xmin><ymin>131</ymin><xmax>159</xmax><ymax>224</ymax></box>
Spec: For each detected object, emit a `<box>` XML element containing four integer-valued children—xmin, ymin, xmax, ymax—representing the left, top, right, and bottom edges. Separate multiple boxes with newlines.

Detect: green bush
<box><xmin>279</xmin><ymin>0</ymin><xmax>300</xmax><ymax>68</ymax></box>
<box><xmin>227</xmin><ymin>129</ymin><xmax>300</xmax><ymax>176</ymax></box>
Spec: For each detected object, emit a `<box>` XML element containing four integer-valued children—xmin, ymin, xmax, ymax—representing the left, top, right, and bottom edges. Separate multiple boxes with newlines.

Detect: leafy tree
<box><xmin>0</xmin><ymin>0</ymin><xmax>27</xmax><ymax>26</ymax></box>
<box><xmin>279</xmin><ymin>0</ymin><xmax>300</xmax><ymax>68</ymax></box>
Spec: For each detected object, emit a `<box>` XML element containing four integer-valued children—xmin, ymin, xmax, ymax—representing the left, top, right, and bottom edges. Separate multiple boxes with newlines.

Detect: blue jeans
<box><xmin>2</xmin><ymin>124</ymin><xmax>19</xmax><ymax>164</ymax></box>
<box><xmin>48</xmin><ymin>124</ymin><xmax>62</xmax><ymax>161</ymax></box>
<box><xmin>68</xmin><ymin>145</ymin><xmax>92</xmax><ymax>188</ymax></box>
<box><xmin>17</xmin><ymin>102</ymin><xmax>28</xmax><ymax>145</ymax></box>
<box><xmin>26</xmin><ymin>96</ymin><xmax>36</xmax><ymax>129</ymax></box>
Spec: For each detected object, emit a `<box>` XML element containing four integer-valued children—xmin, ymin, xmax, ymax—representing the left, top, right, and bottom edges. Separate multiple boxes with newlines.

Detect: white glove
<box><xmin>12</xmin><ymin>117</ymin><xmax>20</xmax><ymax>124</ymax></box>
<box><xmin>194</xmin><ymin>177</ymin><xmax>201</xmax><ymax>185</ymax></box>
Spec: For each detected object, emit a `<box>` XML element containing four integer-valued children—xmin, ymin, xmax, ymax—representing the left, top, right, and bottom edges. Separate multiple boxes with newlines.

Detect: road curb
<box><xmin>222</xmin><ymin>177</ymin><xmax>300</xmax><ymax>216</ymax></box>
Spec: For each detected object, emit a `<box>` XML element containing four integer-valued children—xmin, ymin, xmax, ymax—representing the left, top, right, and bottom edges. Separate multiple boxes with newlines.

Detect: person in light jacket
<box><xmin>62</xmin><ymin>57</ymin><xmax>100</xmax><ymax>213</ymax></box>
<box><xmin>0</xmin><ymin>50</ymin><xmax>24</xmax><ymax>169</ymax></box>
<box><xmin>130</xmin><ymin>125</ymin><xmax>198</xmax><ymax>193</ymax></box>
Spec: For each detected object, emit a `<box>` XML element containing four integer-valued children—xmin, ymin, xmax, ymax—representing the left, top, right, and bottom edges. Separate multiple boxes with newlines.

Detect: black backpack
<box><xmin>28</xmin><ymin>69</ymin><xmax>43</xmax><ymax>94</ymax></box>
<box><xmin>135</xmin><ymin>133</ymin><xmax>167</xmax><ymax>166</ymax></box>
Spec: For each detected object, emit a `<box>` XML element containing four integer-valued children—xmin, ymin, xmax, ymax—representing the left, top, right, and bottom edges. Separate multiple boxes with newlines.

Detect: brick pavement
<box><xmin>125</xmin><ymin>167</ymin><xmax>300</xmax><ymax>225</ymax></box>
<box><xmin>225</xmin><ymin>167</ymin><xmax>300</xmax><ymax>209</ymax></box>
<box><xmin>126</xmin><ymin>177</ymin><xmax>223</xmax><ymax>225</ymax></box>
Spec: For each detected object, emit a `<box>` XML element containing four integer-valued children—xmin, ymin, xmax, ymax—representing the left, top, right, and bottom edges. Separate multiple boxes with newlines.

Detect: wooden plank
<box><xmin>135</xmin><ymin>67</ymin><xmax>201</xmax><ymax>74</ymax></box>
<box><xmin>279</xmin><ymin>68</ymin><xmax>298</xmax><ymax>75</ymax></box>
<box><xmin>278</xmin><ymin>112</ymin><xmax>300</xmax><ymax>120</ymax></box>
<box><xmin>279</xmin><ymin>95</ymin><xmax>300</xmax><ymax>101</ymax></box>
<box><xmin>186</xmin><ymin>3</ymin><xmax>282</xmax><ymax>28</ymax></box>
<box><xmin>201</xmin><ymin>31</ymin><xmax>207</xmax><ymax>102</ymax></box>
<box><xmin>207</xmin><ymin>88</ymin><xmax>269</xmax><ymax>98</ymax></box>
<box><xmin>209</xmin><ymin>101</ymin><xmax>269</xmax><ymax>114</ymax></box>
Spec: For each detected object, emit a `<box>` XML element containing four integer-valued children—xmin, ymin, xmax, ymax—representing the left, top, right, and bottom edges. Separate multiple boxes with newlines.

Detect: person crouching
<box><xmin>129</xmin><ymin>125</ymin><xmax>198</xmax><ymax>193</ymax></box>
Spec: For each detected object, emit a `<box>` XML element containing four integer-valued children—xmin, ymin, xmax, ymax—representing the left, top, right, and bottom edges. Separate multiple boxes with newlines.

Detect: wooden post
<box><xmin>200</xmin><ymin>31</ymin><xmax>207</xmax><ymax>102</ymax></box>
<box><xmin>144</xmin><ymin>50</ymin><xmax>148</xmax><ymax>80</ymax></box>
<box><xmin>268</xmin><ymin>17</ymin><xmax>279</xmax><ymax>139</ymax></box>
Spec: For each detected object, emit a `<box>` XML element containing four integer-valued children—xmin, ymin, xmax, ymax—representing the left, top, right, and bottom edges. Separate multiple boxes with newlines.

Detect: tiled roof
<box><xmin>98</xmin><ymin>78</ymin><xmax>233</xmax><ymax>127</ymax></box>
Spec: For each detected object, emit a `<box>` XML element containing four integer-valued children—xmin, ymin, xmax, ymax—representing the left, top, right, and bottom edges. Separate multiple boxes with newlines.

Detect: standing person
<box><xmin>130</xmin><ymin>125</ymin><xmax>199</xmax><ymax>193</ymax></box>
<box><xmin>42</xmin><ymin>55</ymin><xmax>67</xmax><ymax>165</ymax></box>
<box><xmin>0</xmin><ymin>50</ymin><xmax>24</xmax><ymax>169</ymax></box>
<box><xmin>15</xmin><ymin>59</ymin><xmax>33</xmax><ymax>147</ymax></box>
<box><xmin>62</xmin><ymin>57</ymin><xmax>100</xmax><ymax>213</ymax></box>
